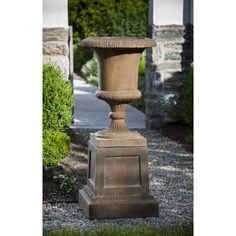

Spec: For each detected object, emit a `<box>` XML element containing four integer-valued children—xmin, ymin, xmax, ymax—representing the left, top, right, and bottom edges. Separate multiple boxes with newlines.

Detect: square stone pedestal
<box><xmin>79</xmin><ymin>133</ymin><xmax>159</xmax><ymax>219</ymax></box>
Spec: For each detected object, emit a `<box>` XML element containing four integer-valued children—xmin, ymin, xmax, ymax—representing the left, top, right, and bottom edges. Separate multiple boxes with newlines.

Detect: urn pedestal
<box><xmin>78</xmin><ymin>37</ymin><xmax>159</xmax><ymax>219</ymax></box>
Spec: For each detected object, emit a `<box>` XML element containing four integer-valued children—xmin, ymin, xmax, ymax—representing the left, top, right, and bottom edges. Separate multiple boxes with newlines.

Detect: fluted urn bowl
<box><xmin>80</xmin><ymin>37</ymin><xmax>156</xmax><ymax>138</ymax></box>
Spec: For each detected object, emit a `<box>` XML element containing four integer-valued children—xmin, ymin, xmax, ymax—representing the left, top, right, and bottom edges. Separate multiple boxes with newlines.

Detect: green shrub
<box><xmin>81</xmin><ymin>56</ymin><xmax>98</xmax><ymax>86</ymax></box>
<box><xmin>138</xmin><ymin>52</ymin><xmax>146</xmax><ymax>76</ymax></box>
<box><xmin>182</xmin><ymin>67</ymin><xmax>193</xmax><ymax>127</ymax></box>
<box><xmin>130</xmin><ymin>76</ymin><xmax>146</xmax><ymax>112</ymax></box>
<box><xmin>43</xmin><ymin>63</ymin><xmax>74</xmax><ymax>131</ymax></box>
<box><xmin>180</xmin><ymin>66</ymin><xmax>193</xmax><ymax>143</ymax></box>
<box><xmin>53</xmin><ymin>169</ymin><xmax>76</xmax><ymax>193</ymax></box>
<box><xmin>160</xmin><ymin>67</ymin><xmax>193</xmax><ymax>125</ymax></box>
<box><xmin>43</xmin><ymin>130</ymin><xmax>70</xmax><ymax>168</ymax></box>
<box><xmin>160</xmin><ymin>93</ymin><xmax>181</xmax><ymax>119</ymax></box>
<box><xmin>129</xmin><ymin>52</ymin><xmax>147</xmax><ymax>111</ymax></box>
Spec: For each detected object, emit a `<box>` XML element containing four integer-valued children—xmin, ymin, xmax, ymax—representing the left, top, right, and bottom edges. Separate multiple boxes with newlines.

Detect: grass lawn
<box><xmin>44</xmin><ymin>223</ymin><xmax>193</xmax><ymax>236</ymax></box>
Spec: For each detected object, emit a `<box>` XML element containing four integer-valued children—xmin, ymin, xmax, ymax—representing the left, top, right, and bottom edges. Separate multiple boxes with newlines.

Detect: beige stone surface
<box><xmin>43</xmin><ymin>42</ymin><xmax>69</xmax><ymax>56</ymax></box>
<box><xmin>43</xmin><ymin>27</ymin><xmax>69</xmax><ymax>42</ymax></box>
<box><xmin>42</xmin><ymin>27</ymin><xmax>71</xmax><ymax>80</ymax></box>
<box><xmin>69</xmin><ymin>26</ymin><xmax>74</xmax><ymax>79</ymax></box>
<box><xmin>90</xmin><ymin>133</ymin><xmax>147</xmax><ymax>147</ymax></box>
<box><xmin>155</xmin><ymin>61</ymin><xmax>182</xmax><ymax>71</ymax></box>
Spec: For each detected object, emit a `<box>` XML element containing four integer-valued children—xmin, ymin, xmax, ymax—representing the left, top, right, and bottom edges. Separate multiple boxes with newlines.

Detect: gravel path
<box><xmin>43</xmin><ymin>128</ymin><xmax>193</xmax><ymax>231</ymax></box>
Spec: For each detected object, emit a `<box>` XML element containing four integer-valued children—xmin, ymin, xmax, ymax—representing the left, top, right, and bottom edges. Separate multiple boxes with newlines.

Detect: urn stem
<box><xmin>108</xmin><ymin>102</ymin><xmax>129</xmax><ymax>133</ymax></box>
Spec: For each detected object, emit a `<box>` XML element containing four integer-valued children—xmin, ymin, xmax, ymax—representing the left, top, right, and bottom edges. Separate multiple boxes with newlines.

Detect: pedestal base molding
<box><xmin>79</xmin><ymin>187</ymin><xmax>159</xmax><ymax>219</ymax></box>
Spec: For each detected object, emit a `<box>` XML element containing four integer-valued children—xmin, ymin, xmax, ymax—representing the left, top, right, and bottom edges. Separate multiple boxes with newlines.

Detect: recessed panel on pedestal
<box><xmin>104</xmin><ymin>155</ymin><xmax>141</xmax><ymax>188</ymax></box>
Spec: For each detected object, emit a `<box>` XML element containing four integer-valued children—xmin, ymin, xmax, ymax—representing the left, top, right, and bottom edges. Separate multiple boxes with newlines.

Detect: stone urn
<box><xmin>79</xmin><ymin>37</ymin><xmax>159</xmax><ymax>219</ymax></box>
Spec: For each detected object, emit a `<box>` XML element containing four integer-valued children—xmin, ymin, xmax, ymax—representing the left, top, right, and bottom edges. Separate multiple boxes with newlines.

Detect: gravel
<box><xmin>43</xmin><ymin>128</ymin><xmax>193</xmax><ymax>231</ymax></box>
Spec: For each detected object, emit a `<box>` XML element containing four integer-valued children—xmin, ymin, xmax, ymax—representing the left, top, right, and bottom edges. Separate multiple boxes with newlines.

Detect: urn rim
<box><xmin>80</xmin><ymin>37</ymin><xmax>156</xmax><ymax>48</ymax></box>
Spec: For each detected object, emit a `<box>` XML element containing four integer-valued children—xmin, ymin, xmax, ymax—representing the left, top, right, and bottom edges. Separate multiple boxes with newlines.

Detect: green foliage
<box><xmin>43</xmin><ymin>63</ymin><xmax>74</xmax><ymax>132</ymax></box>
<box><xmin>181</xmin><ymin>67</ymin><xmax>193</xmax><ymax>127</ymax></box>
<box><xmin>81</xmin><ymin>56</ymin><xmax>98</xmax><ymax>86</ymax></box>
<box><xmin>74</xmin><ymin>43</ymin><xmax>93</xmax><ymax>72</ymax></box>
<box><xmin>160</xmin><ymin>93</ymin><xmax>181</xmax><ymax>118</ymax></box>
<box><xmin>69</xmin><ymin>0</ymin><xmax>148</xmax><ymax>41</ymax></box>
<box><xmin>160</xmin><ymin>67</ymin><xmax>193</xmax><ymax>125</ymax></box>
<box><xmin>130</xmin><ymin>52</ymin><xmax>147</xmax><ymax>112</ymax></box>
<box><xmin>53</xmin><ymin>170</ymin><xmax>76</xmax><ymax>193</ymax></box>
<box><xmin>159</xmin><ymin>67</ymin><xmax>193</xmax><ymax>143</ymax></box>
<box><xmin>69</xmin><ymin>0</ymin><xmax>148</xmax><ymax>71</ymax></box>
<box><xmin>43</xmin><ymin>64</ymin><xmax>74</xmax><ymax>168</ymax></box>
<box><xmin>43</xmin><ymin>130</ymin><xmax>70</xmax><ymax>168</ymax></box>
<box><xmin>44</xmin><ymin>223</ymin><xmax>193</xmax><ymax>236</ymax></box>
<box><xmin>181</xmin><ymin>67</ymin><xmax>193</xmax><ymax>143</ymax></box>
<box><xmin>130</xmin><ymin>76</ymin><xmax>146</xmax><ymax>112</ymax></box>
<box><xmin>138</xmin><ymin>52</ymin><xmax>146</xmax><ymax>76</ymax></box>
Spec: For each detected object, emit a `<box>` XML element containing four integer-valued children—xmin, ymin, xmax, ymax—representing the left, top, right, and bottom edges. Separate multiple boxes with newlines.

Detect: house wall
<box><xmin>43</xmin><ymin>0</ymin><xmax>73</xmax><ymax>80</ymax></box>
<box><xmin>146</xmin><ymin>0</ymin><xmax>193</xmax><ymax>129</ymax></box>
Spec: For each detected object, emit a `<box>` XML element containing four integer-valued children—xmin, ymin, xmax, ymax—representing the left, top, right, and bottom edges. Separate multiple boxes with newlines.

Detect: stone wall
<box><xmin>145</xmin><ymin>24</ymin><xmax>193</xmax><ymax>129</ymax></box>
<box><xmin>43</xmin><ymin>27</ymin><xmax>73</xmax><ymax>80</ymax></box>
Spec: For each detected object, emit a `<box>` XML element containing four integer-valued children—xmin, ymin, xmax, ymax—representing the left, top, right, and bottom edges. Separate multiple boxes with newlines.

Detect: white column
<box><xmin>43</xmin><ymin>0</ymin><xmax>68</xmax><ymax>28</ymax></box>
<box><xmin>150</xmin><ymin>0</ymin><xmax>193</xmax><ymax>26</ymax></box>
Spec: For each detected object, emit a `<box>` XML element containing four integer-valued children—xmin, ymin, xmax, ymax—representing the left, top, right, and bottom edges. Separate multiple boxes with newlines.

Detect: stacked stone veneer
<box><xmin>145</xmin><ymin>24</ymin><xmax>193</xmax><ymax>129</ymax></box>
<box><xmin>43</xmin><ymin>27</ymin><xmax>73</xmax><ymax>80</ymax></box>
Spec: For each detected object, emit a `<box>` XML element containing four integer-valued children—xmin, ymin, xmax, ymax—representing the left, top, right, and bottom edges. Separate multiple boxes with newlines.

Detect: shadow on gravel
<box><xmin>158</xmin><ymin>123</ymin><xmax>193</xmax><ymax>153</ymax></box>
